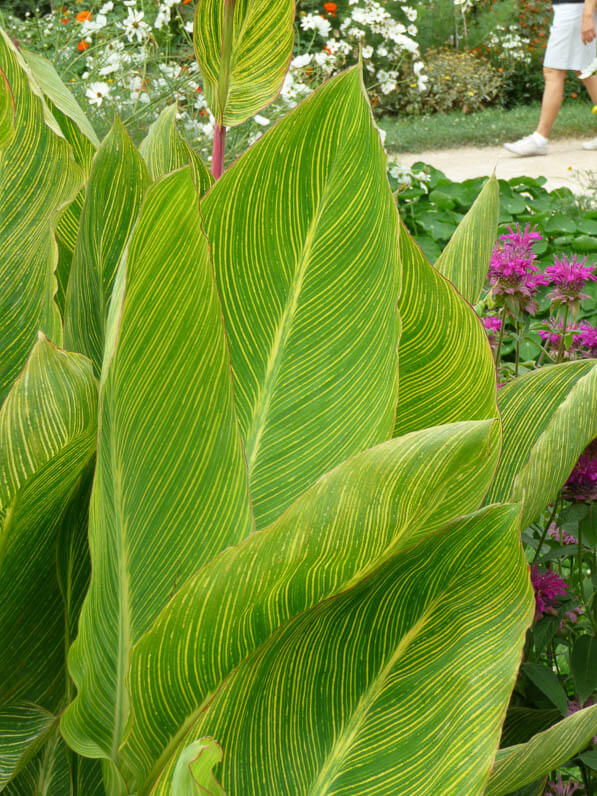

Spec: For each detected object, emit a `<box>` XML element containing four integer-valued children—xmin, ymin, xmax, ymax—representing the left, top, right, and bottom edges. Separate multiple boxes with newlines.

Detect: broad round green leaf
<box><xmin>121</xmin><ymin>419</ymin><xmax>499</xmax><ymax>791</ymax></box>
<box><xmin>487</xmin><ymin>705</ymin><xmax>597</xmax><ymax>795</ymax></box>
<box><xmin>434</xmin><ymin>174</ymin><xmax>500</xmax><ymax>305</ymax></box>
<box><xmin>0</xmin><ymin>30</ymin><xmax>82</xmax><ymax>404</ymax></box>
<box><xmin>202</xmin><ymin>67</ymin><xmax>400</xmax><ymax>529</ymax></box>
<box><xmin>394</xmin><ymin>221</ymin><xmax>498</xmax><ymax>436</ymax></box>
<box><xmin>152</xmin><ymin>504</ymin><xmax>533</xmax><ymax>794</ymax></box>
<box><xmin>61</xmin><ymin>168</ymin><xmax>255</xmax><ymax>769</ymax></box>
<box><xmin>194</xmin><ymin>0</ymin><xmax>294</xmax><ymax>126</ymax></box>
<box><xmin>485</xmin><ymin>360</ymin><xmax>597</xmax><ymax>527</ymax></box>
<box><xmin>0</xmin><ymin>335</ymin><xmax>97</xmax><ymax>712</ymax></box>
<box><xmin>139</xmin><ymin>104</ymin><xmax>213</xmax><ymax>195</ymax></box>
<box><xmin>64</xmin><ymin>117</ymin><xmax>150</xmax><ymax>375</ymax></box>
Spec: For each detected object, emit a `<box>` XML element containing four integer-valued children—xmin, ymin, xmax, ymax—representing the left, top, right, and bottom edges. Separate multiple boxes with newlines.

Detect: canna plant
<box><xmin>0</xmin><ymin>3</ymin><xmax>597</xmax><ymax>794</ymax></box>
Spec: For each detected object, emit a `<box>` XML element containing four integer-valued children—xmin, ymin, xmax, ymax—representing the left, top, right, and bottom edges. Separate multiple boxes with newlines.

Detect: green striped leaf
<box><xmin>151</xmin><ymin>503</ymin><xmax>533</xmax><ymax>794</ymax></box>
<box><xmin>434</xmin><ymin>174</ymin><xmax>500</xmax><ymax>304</ymax></box>
<box><xmin>121</xmin><ymin>419</ymin><xmax>499</xmax><ymax>791</ymax></box>
<box><xmin>139</xmin><ymin>104</ymin><xmax>212</xmax><ymax>195</ymax></box>
<box><xmin>486</xmin><ymin>705</ymin><xmax>597</xmax><ymax>795</ymax></box>
<box><xmin>0</xmin><ymin>335</ymin><xmax>97</xmax><ymax>712</ymax></box>
<box><xmin>394</xmin><ymin>221</ymin><xmax>498</xmax><ymax>436</ymax></box>
<box><xmin>485</xmin><ymin>360</ymin><xmax>597</xmax><ymax>527</ymax></box>
<box><xmin>0</xmin><ymin>704</ymin><xmax>56</xmax><ymax>789</ymax></box>
<box><xmin>194</xmin><ymin>0</ymin><xmax>294</xmax><ymax>126</ymax></box>
<box><xmin>0</xmin><ymin>30</ymin><xmax>82</xmax><ymax>404</ymax></box>
<box><xmin>64</xmin><ymin>117</ymin><xmax>150</xmax><ymax>375</ymax></box>
<box><xmin>202</xmin><ymin>67</ymin><xmax>400</xmax><ymax>529</ymax></box>
<box><xmin>61</xmin><ymin>168</ymin><xmax>254</xmax><ymax>772</ymax></box>
<box><xmin>3</xmin><ymin>725</ymin><xmax>70</xmax><ymax>795</ymax></box>
<box><xmin>22</xmin><ymin>49</ymin><xmax>99</xmax><ymax>313</ymax></box>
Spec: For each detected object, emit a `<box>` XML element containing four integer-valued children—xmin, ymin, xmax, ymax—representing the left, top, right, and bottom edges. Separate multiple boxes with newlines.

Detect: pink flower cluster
<box><xmin>544</xmin><ymin>254</ymin><xmax>596</xmax><ymax>308</ymax></box>
<box><xmin>545</xmin><ymin>775</ymin><xmax>582</xmax><ymax>796</ymax></box>
<box><xmin>489</xmin><ymin>224</ymin><xmax>545</xmax><ymax>315</ymax></box>
<box><xmin>530</xmin><ymin>565</ymin><xmax>567</xmax><ymax>621</ymax></box>
<box><xmin>575</xmin><ymin>321</ymin><xmax>597</xmax><ymax>358</ymax></box>
<box><xmin>564</xmin><ymin>440</ymin><xmax>597</xmax><ymax>502</ymax></box>
<box><xmin>548</xmin><ymin>522</ymin><xmax>577</xmax><ymax>546</ymax></box>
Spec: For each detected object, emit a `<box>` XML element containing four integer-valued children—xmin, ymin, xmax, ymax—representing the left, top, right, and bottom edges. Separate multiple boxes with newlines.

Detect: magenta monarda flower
<box><xmin>482</xmin><ymin>315</ymin><xmax>501</xmax><ymax>345</ymax></box>
<box><xmin>530</xmin><ymin>565</ymin><xmax>567</xmax><ymax>621</ymax></box>
<box><xmin>574</xmin><ymin>321</ymin><xmax>597</xmax><ymax>358</ymax></box>
<box><xmin>563</xmin><ymin>439</ymin><xmax>597</xmax><ymax>502</ymax></box>
<box><xmin>489</xmin><ymin>224</ymin><xmax>545</xmax><ymax>315</ymax></box>
<box><xmin>538</xmin><ymin>318</ymin><xmax>578</xmax><ymax>351</ymax></box>
<box><xmin>545</xmin><ymin>774</ymin><xmax>582</xmax><ymax>796</ymax></box>
<box><xmin>544</xmin><ymin>254</ymin><xmax>596</xmax><ymax>309</ymax></box>
<box><xmin>548</xmin><ymin>522</ymin><xmax>577</xmax><ymax>546</ymax></box>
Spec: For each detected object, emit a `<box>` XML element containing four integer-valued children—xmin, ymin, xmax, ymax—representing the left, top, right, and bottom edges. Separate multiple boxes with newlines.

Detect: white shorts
<box><xmin>543</xmin><ymin>3</ymin><xmax>597</xmax><ymax>71</ymax></box>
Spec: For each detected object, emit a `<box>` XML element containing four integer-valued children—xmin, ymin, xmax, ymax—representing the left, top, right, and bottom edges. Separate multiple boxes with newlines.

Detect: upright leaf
<box><xmin>0</xmin><ymin>704</ymin><xmax>55</xmax><ymax>789</ymax></box>
<box><xmin>570</xmin><ymin>635</ymin><xmax>597</xmax><ymax>707</ymax></box>
<box><xmin>151</xmin><ymin>504</ymin><xmax>533</xmax><ymax>794</ymax></box>
<box><xmin>139</xmin><ymin>105</ymin><xmax>212</xmax><ymax>195</ymax></box>
<box><xmin>171</xmin><ymin>739</ymin><xmax>225</xmax><ymax>795</ymax></box>
<box><xmin>64</xmin><ymin>118</ymin><xmax>150</xmax><ymax>374</ymax></box>
<box><xmin>194</xmin><ymin>0</ymin><xmax>294</xmax><ymax>126</ymax></box>
<box><xmin>486</xmin><ymin>705</ymin><xmax>597</xmax><ymax>795</ymax></box>
<box><xmin>22</xmin><ymin>49</ymin><xmax>99</xmax><ymax>312</ymax></box>
<box><xmin>61</xmin><ymin>168</ymin><xmax>254</xmax><ymax>772</ymax></box>
<box><xmin>0</xmin><ymin>336</ymin><xmax>97</xmax><ymax>711</ymax></box>
<box><xmin>0</xmin><ymin>30</ymin><xmax>81</xmax><ymax>404</ymax></box>
<box><xmin>434</xmin><ymin>174</ymin><xmax>500</xmax><ymax>304</ymax></box>
<box><xmin>121</xmin><ymin>419</ymin><xmax>500</xmax><ymax>790</ymax></box>
<box><xmin>203</xmin><ymin>67</ymin><xmax>400</xmax><ymax>529</ymax></box>
<box><xmin>394</xmin><ymin>221</ymin><xmax>498</xmax><ymax>436</ymax></box>
<box><xmin>485</xmin><ymin>360</ymin><xmax>597</xmax><ymax>527</ymax></box>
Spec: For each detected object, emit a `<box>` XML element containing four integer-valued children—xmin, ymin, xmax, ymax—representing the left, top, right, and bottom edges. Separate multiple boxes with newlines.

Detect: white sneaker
<box><xmin>582</xmin><ymin>137</ymin><xmax>597</xmax><ymax>150</ymax></box>
<box><xmin>503</xmin><ymin>134</ymin><xmax>548</xmax><ymax>157</ymax></box>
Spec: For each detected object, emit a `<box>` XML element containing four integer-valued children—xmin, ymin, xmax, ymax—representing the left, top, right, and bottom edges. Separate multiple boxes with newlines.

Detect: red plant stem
<box><xmin>212</xmin><ymin>123</ymin><xmax>226</xmax><ymax>179</ymax></box>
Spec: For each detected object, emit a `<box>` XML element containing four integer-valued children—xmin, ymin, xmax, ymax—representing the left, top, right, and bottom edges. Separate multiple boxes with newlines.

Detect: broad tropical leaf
<box><xmin>22</xmin><ymin>49</ymin><xmax>99</xmax><ymax>312</ymax></box>
<box><xmin>501</xmin><ymin>707</ymin><xmax>561</xmax><ymax>747</ymax></box>
<box><xmin>61</xmin><ymin>168</ymin><xmax>254</xmax><ymax>772</ymax></box>
<box><xmin>3</xmin><ymin>725</ymin><xmax>69</xmax><ymax>795</ymax></box>
<box><xmin>486</xmin><ymin>705</ymin><xmax>597</xmax><ymax>795</ymax></box>
<box><xmin>151</xmin><ymin>503</ymin><xmax>533</xmax><ymax>794</ymax></box>
<box><xmin>64</xmin><ymin>117</ymin><xmax>150</xmax><ymax>374</ymax></box>
<box><xmin>0</xmin><ymin>335</ymin><xmax>97</xmax><ymax>711</ymax></box>
<box><xmin>171</xmin><ymin>739</ymin><xmax>225</xmax><ymax>795</ymax></box>
<box><xmin>139</xmin><ymin>104</ymin><xmax>212</xmax><ymax>195</ymax></box>
<box><xmin>194</xmin><ymin>0</ymin><xmax>294</xmax><ymax>126</ymax></box>
<box><xmin>485</xmin><ymin>360</ymin><xmax>597</xmax><ymax>527</ymax></box>
<box><xmin>202</xmin><ymin>67</ymin><xmax>400</xmax><ymax>529</ymax></box>
<box><xmin>393</xmin><ymin>221</ymin><xmax>498</xmax><ymax>436</ymax></box>
<box><xmin>0</xmin><ymin>30</ymin><xmax>81</xmax><ymax>404</ymax></box>
<box><xmin>121</xmin><ymin>419</ymin><xmax>500</xmax><ymax>790</ymax></box>
<box><xmin>0</xmin><ymin>704</ymin><xmax>55</xmax><ymax>789</ymax></box>
<box><xmin>434</xmin><ymin>174</ymin><xmax>500</xmax><ymax>304</ymax></box>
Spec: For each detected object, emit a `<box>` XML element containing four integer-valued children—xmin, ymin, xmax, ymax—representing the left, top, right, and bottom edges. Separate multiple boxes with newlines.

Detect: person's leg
<box><xmin>536</xmin><ymin>67</ymin><xmax>567</xmax><ymax>137</ymax></box>
<box><xmin>579</xmin><ymin>72</ymin><xmax>597</xmax><ymax>103</ymax></box>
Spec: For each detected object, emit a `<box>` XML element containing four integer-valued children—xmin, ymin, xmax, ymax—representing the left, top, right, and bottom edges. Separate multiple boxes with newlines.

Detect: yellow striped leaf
<box><xmin>0</xmin><ymin>335</ymin><xmax>97</xmax><ymax>712</ymax></box>
<box><xmin>394</xmin><ymin>220</ymin><xmax>498</xmax><ymax>436</ymax></box>
<box><xmin>22</xmin><ymin>49</ymin><xmax>99</xmax><ymax>313</ymax></box>
<box><xmin>194</xmin><ymin>0</ymin><xmax>294</xmax><ymax>126</ymax></box>
<box><xmin>2</xmin><ymin>725</ymin><xmax>71</xmax><ymax>795</ymax></box>
<box><xmin>64</xmin><ymin>117</ymin><xmax>150</xmax><ymax>375</ymax></box>
<box><xmin>61</xmin><ymin>168</ymin><xmax>255</xmax><ymax>773</ymax></box>
<box><xmin>202</xmin><ymin>67</ymin><xmax>400</xmax><ymax>529</ymax></box>
<box><xmin>121</xmin><ymin>419</ymin><xmax>499</xmax><ymax>791</ymax></box>
<box><xmin>171</xmin><ymin>739</ymin><xmax>225</xmax><ymax>795</ymax></box>
<box><xmin>486</xmin><ymin>705</ymin><xmax>597</xmax><ymax>795</ymax></box>
<box><xmin>0</xmin><ymin>30</ymin><xmax>82</xmax><ymax>404</ymax></box>
<box><xmin>139</xmin><ymin>104</ymin><xmax>213</xmax><ymax>195</ymax></box>
<box><xmin>485</xmin><ymin>360</ymin><xmax>597</xmax><ymax>527</ymax></box>
<box><xmin>152</xmin><ymin>503</ymin><xmax>533</xmax><ymax>794</ymax></box>
<box><xmin>0</xmin><ymin>704</ymin><xmax>56</xmax><ymax>789</ymax></box>
<box><xmin>434</xmin><ymin>174</ymin><xmax>500</xmax><ymax>304</ymax></box>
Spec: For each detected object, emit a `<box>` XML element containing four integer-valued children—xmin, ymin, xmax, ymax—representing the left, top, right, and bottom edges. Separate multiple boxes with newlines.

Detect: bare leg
<box><xmin>536</xmin><ymin>67</ymin><xmax>567</xmax><ymax>138</ymax></box>
<box><xmin>579</xmin><ymin>72</ymin><xmax>597</xmax><ymax>103</ymax></box>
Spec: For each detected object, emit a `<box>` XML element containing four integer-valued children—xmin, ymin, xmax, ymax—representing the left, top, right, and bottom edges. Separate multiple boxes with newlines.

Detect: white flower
<box><xmin>99</xmin><ymin>1</ymin><xmax>113</xmax><ymax>12</ymax></box>
<box><xmin>98</xmin><ymin>52</ymin><xmax>122</xmax><ymax>75</ymax></box>
<box><xmin>86</xmin><ymin>81</ymin><xmax>110</xmax><ymax>106</ymax></box>
<box><xmin>403</xmin><ymin>5</ymin><xmax>417</xmax><ymax>21</ymax></box>
<box><xmin>362</xmin><ymin>45</ymin><xmax>373</xmax><ymax>59</ymax></box>
<box><xmin>254</xmin><ymin>114</ymin><xmax>269</xmax><ymax>126</ymax></box>
<box><xmin>417</xmin><ymin>74</ymin><xmax>429</xmax><ymax>91</ymax></box>
<box><xmin>185</xmin><ymin>20</ymin><xmax>194</xmax><ymax>33</ymax></box>
<box><xmin>122</xmin><ymin>8</ymin><xmax>149</xmax><ymax>41</ymax></box>
<box><xmin>154</xmin><ymin>7</ymin><xmax>171</xmax><ymax>29</ymax></box>
<box><xmin>413</xmin><ymin>60</ymin><xmax>425</xmax><ymax>75</ymax></box>
<box><xmin>291</xmin><ymin>53</ymin><xmax>312</xmax><ymax>68</ymax></box>
<box><xmin>380</xmin><ymin>80</ymin><xmax>397</xmax><ymax>94</ymax></box>
<box><xmin>407</xmin><ymin>24</ymin><xmax>417</xmax><ymax>36</ymax></box>
<box><xmin>80</xmin><ymin>13</ymin><xmax>107</xmax><ymax>35</ymax></box>
<box><xmin>377</xmin><ymin>45</ymin><xmax>388</xmax><ymax>57</ymax></box>
<box><xmin>300</xmin><ymin>13</ymin><xmax>331</xmax><ymax>37</ymax></box>
<box><xmin>325</xmin><ymin>38</ymin><xmax>340</xmax><ymax>54</ymax></box>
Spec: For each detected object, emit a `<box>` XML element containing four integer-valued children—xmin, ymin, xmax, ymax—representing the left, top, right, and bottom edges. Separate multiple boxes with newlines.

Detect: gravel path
<box><xmin>394</xmin><ymin>138</ymin><xmax>596</xmax><ymax>194</ymax></box>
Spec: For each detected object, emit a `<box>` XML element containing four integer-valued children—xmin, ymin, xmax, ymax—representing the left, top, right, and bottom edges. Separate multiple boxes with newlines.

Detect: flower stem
<box><xmin>556</xmin><ymin>306</ymin><xmax>569</xmax><ymax>364</ymax></box>
<box><xmin>514</xmin><ymin>321</ymin><xmax>520</xmax><ymax>377</ymax></box>
<box><xmin>494</xmin><ymin>308</ymin><xmax>506</xmax><ymax>371</ymax></box>
<box><xmin>211</xmin><ymin>123</ymin><xmax>226</xmax><ymax>179</ymax></box>
<box><xmin>532</xmin><ymin>499</ymin><xmax>559</xmax><ymax>564</ymax></box>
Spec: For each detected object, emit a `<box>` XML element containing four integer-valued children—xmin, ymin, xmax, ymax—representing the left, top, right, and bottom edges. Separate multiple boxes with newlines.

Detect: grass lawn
<box><xmin>379</xmin><ymin>101</ymin><xmax>597</xmax><ymax>153</ymax></box>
